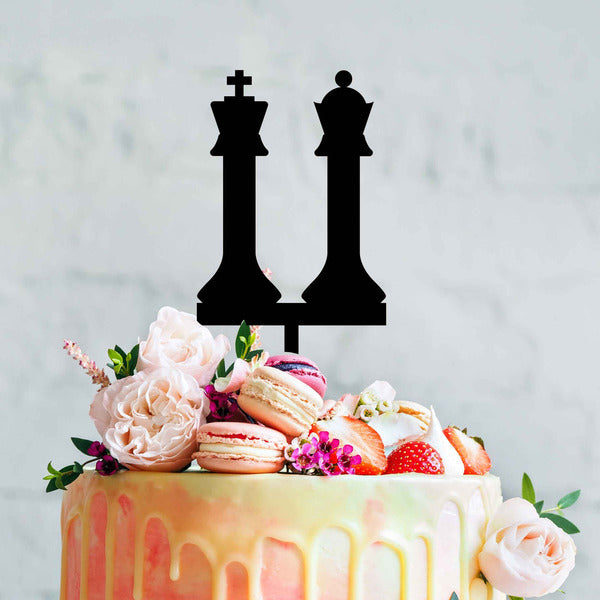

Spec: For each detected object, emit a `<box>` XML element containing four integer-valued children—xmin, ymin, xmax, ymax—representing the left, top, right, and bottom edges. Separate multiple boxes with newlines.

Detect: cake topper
<box><xmin>197</xmin><ymin>70</ymin><xmax>386</xmax><ymax>352</ymax></box>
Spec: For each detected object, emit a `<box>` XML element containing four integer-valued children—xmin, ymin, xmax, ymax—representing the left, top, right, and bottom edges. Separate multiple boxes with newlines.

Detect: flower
<box><xmin>479</xmin><ymin>498</ymin><xmax>576</xmax><ymax>597</ymax></box>
<box><xmin>205</xmin><ymin>384</ymin><xmax>237</xmax><ymax>420</ymax></box>
<box><xmin>63</xmin><ymin>340</ymin><xmax>111</xmax><ymax>390</ymax></box>
<box><xmin>96</xmin><ymin>455</ymin><xmax>120</xmax><ymax>476</ymax></box>
<box><xmin>290</xmin><ymin>439</ymin><xmax>318</xmax><ymax>472</ymax></box>
<box><xmin>87</xmin><ymin>441</ymin><xmax>108</xmax><ymax>457</ymax></box>
<box><xmin>336</xmin><ymin>444</ymin><xmax>362</xmax><ymax>475</ymax></box>
<box><xmin>214</xmin><ymin>358</ymin><xmax>251</xmax><ymax>394</ymax></box>
<box><xmin>137</xmin><ymin>307</ymin><xmax>230</xmax><ymax>386</ymax></box>
<box><xmin>286</xmin><ymin>433</ymin><xmax>361</xmax><ymax>477</ymax></box>
<box><xmin>314</xmin><ymin>430</ymin><xmax>339</xmax><ymax>456</ymax></box>
<box><xmin>90</xmin><ymin>367</ymin><xmax>209</xmax><ymax>471</ymax></box>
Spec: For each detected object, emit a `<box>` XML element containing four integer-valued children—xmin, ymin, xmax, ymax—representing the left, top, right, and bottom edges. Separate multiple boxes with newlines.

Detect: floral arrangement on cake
<box><xmin>45</xmin><ymin>306</ymin><xmax>580</xmax><ymax>599</ymax></box>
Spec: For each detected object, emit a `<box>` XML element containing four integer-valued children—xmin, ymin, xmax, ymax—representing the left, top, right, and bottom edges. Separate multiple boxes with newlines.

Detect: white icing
<box><xmin>421</xmin><ymin>407</ymin><xmax>465</xmax><ymax>476</ymax></box>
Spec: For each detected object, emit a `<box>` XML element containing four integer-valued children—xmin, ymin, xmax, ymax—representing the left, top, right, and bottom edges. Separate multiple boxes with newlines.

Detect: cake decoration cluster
<box><xmin>48</xmin><ymin>305</ymin><xmax>580</xmax><ymax>599</ymax></box>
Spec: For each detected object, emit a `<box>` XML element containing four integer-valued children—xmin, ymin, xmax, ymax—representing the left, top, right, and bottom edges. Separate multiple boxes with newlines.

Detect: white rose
<box><xmin>90</xmin><ymin>367</ymin><xmax>209</xmax><ymax>471</ymax></box>
<box><xmin>137</xmin><ymin>306</ymin><xmax>230</xmax><ymax>386</ymax></box>
<box><xmin>479</xmin><ymin>497</ymin><xmax>576</xmax><ymax>597</ymax></box>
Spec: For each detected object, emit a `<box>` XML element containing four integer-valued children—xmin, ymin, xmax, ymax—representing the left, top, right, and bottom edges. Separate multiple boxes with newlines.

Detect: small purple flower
<box><xmin>96</xmin><ymin>455</ymin><xmax>120</xmax><ymax>476</ymax></box>
<box><xmin>88</xmin><ymin>441</ymin><xmax>108</xmax><ymax>457</ymax></box>
<box><xmin>205</xmin><ymin>384</ymin><xmax>237</xmax><ymax>421</ymax></box>
<box><xmin>336</xmin><ymin>444</ymin><xmax>362</xmax><ymax>475</ymax></box>
<box><xmin>291</xmin><ymin>441</ymin><xmax>318</xmax><ymax>472</ymax></box>
<box><xmin>318</xmin><ymin>451</ymin><xmax>342</xmax><ymax>476</ymax></box>
<box><xmin>314</xmin><ymin>431</ymin><xmax>340</xmax><ymax>456</ymax></box>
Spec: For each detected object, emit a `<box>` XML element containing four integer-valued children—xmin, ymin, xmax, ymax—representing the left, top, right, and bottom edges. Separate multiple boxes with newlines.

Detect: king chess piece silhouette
<box><xmin>302</xmin><ymin>70</ymin><xmax>386</xmax><ymax>306</ymax></box>
<box><xmin>198</xmin><ymin>70</ymin><xmax>282</xmax><ymax>305</ymax></box>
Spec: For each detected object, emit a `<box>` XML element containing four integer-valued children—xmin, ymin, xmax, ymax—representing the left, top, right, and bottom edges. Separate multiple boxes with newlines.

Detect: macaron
<box><xmin>237</xmin><ymin>366</ymin><xmax>324</xmax><ymax>437</ymax></box>
<box><xmin>265</xmin><ymin>354</ymin><xmax>327</xmax><ymax>398</ymax></box>
<box><xmin>194</xmin><ymin>422</ymin><xmax>287</xmax><ymax>474</ymax></box>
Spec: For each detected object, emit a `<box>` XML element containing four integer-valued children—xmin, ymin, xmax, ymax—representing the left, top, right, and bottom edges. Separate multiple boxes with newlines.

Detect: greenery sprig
<box><xmin>521</xmin><ymin>473</ymin><xmax>581</xmax><ymax>534</ymax></box>
<box><xmin>212</xmin><ymin>321</ymin><xmax>264</xmax><ymax>382</ymax></box>
<box><xmin>43</xmin><ymin>437</ymin><xmax>121</xmax><ymax>492</ymax></box>
<box><xmin>107</xmin><ymin>343</ymin><xmax>139</xmax><ymax>379</ymax></box>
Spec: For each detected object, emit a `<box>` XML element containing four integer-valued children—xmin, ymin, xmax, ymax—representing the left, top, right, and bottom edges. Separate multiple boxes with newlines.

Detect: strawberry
<box><xmin>443</xmin><ymin>427</ymin><xmax>491</xmax><ymax>475</ymax></box>
<box><xmin>385</xmin><ymin>441</ymin><xmax>445</xmax><ymax>475</ymax></box>
<box><xmin>310</xmin><ymin>416</ymin><xmax>387</xmax><ymax>475</ymax></box>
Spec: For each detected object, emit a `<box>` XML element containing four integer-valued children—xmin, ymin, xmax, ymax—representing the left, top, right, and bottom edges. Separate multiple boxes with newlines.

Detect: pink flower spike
<box><xmin>63</xmin><ymin>340</ymin><xmax>111</xmax><ymax>390</ymax></box>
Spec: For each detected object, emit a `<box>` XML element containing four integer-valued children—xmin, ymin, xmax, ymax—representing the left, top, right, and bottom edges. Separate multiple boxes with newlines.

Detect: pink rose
<box><xmin>137</xmin><ymin>307</ymin><xmax>230</xmax><ymax>386</ymax></box>
<box><xmin>479</xmin><ymin>498</ymin><xmax>576</xmax><ymax>597</ymax></box>
<box><xmin>90</xmin><ymin>367</ymin><xmax>209</xmax><ymax>471</ymax></box>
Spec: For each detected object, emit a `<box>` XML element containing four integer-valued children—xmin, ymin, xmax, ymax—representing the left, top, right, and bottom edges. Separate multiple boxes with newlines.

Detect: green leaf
<box><xmin>541</xmin><ymin>512</ymin><xmax>580</xmax><ymax>534</ymax></box>
<box><xmin>42</xmin><ymin>475</ymin><xmax>54</xmax><ymax>481</ymax></box>
<box><xmin>449</xmin><ymin>593</ymin><xmax>459</xmax><ymax>600</ymax></box>
<box><xmin>114</xmin><ymin>345</ymin><xmax>127</xmax><ymax>360</ymax></box>
<box><xmin>533</xmin><ymin>500</ymin><xmax>544</xmax><ymax>515</ymax></box>
<box><xmin>47</xmin><ymin>461</ymin><xmax>60</xmax><ymax>476</ymax></box>
<box><xmin>128</xmin><ymin>344</ymin><xmax>139</xmax><ymax>373</ymax></box>
<box><xmin>46</xmin><ymin>478</ymin><xmax>58</xmax><ymax>493</ymax></box>
<box><xmin>216</xmin><ymin>359</ymin><xmax>226</xmax><ymax>378</ymax></box>
<box><xmin>508</xmin><ymin>596</ymin><xmax>524</xmax><ymax>600</ymax></box>
<box><xmin>54</xmin><ymin>473</ymin><xmax>66</xmax><ymax>490</ymax></box>
<box><xmin>245</xmin><ymin>349</ymin><xmax>263</xmax><ymax>361</ymax></box>
<box><xmin>71</xmin><ymin>437</ymin><xmax>94</xmax><ymax>455</ymax></box>
<box><xmin>522</xmin><ymin>473</ymin><xmax>536</xmax><ymax>504</ymax></box>
<box><xmin>107</xmin><ymin>348</ymin><xmax>123</xmax><ymax>364</ymax></box>
<box><xmin>235</xmin><ymin>321</ymin><xmax>251</xmax><ymax>357</ymax></box>
<box><xmin>558</xmin><ymin>489</ymin><xmax>581</xmax><ymax>509</ymax></box>
<box><xmin>73</xmin><ymin>461</ymin><xmax>84</xmax><ymax>474</ymax></box>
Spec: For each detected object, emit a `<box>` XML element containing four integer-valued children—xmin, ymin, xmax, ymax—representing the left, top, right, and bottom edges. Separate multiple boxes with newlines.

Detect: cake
<box><xmin>52</xmin><ymin>308</ymin><xmax>578</xmax><ymax>600</ymax></box>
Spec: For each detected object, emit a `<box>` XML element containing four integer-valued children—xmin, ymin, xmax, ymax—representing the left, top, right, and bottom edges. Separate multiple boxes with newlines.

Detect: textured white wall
<box><xmin>1</xmin><ymin>1</ymin><xmax>597</xmax><ymax>598</ymax></box>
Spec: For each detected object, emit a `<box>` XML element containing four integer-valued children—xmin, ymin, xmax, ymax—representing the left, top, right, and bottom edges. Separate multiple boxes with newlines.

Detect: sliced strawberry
<box><xmin>443</xmin><ymin>427</ymin><xmax>491</xmax><ymax>475</ymax></box>
<box><xmin>310</xmin><ymin>416</ymin><xmax>387</xmax><ymax>475</ymax></box>
<box><xmin>385</xmin><ymin>441</ymin><xmax>445</xmax><ymax>475</ymax></box>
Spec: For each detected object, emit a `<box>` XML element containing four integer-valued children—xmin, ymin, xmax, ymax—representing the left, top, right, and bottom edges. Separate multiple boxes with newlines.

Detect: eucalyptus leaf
<box><xmin>71</xmin><ymin>437</ymin><xmax>93</xmax><ymax>455</ymax></box>
<box><xmin>522</xmin><ymin>473</ymin><xmax>536</xmax><ymax>504</ymax></box>
<box><xmin>541</xmin><ymin>513</ymin><xmax>580</xmax><ymax>534</ymax></box>
<box><xmin>557</xmin><ymin>490</ymin><xmax>581</xmax><ymax>509</ymax></box>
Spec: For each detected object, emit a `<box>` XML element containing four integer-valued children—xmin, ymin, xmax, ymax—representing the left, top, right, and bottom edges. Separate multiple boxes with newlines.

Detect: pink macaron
<box><xmin>194</xmin><ymin>421</ymin><xmax>287</xmax><ymax>474</ymax></box>
<box><xmin>265</xmin><ymin>354</ymin><xmax>327</xmax><ymax>398</ymax></box>
<box><xmin>237</xmin><ymin>366</ymin><xmax>324</xmax><ymax>438</ymax></box>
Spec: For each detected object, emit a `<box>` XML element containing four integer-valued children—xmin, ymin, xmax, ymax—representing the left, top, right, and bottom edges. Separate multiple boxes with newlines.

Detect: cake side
<box><xmin>61</xmin><ymin>470</ymin><xmax>505</xmax><ymax>600</ymax></box>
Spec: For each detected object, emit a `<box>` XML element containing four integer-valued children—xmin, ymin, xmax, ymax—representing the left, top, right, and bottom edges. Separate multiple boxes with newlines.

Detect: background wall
<box><xmin>1</xmin><ymin>1</ymin><xmax>597</xmax><ymax>598</ymax></box>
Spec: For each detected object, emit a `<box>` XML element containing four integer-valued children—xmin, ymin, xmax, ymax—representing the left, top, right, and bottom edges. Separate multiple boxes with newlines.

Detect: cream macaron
<box><xmin>237</xmin><ymin>366</ymin><xmax>323</xmax><ymax>437</ymax></box>
<box><xmin>194</xmin><ymin>421</ymin><xmax>287</xmax><ymax>474</ymax></box>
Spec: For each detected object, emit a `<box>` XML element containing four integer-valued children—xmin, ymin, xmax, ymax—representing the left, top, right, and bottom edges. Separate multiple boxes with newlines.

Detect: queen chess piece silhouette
<box><xmin>301</xmin><ymin>71</ymin><xmax>386</xmax><ymax>306</ymax></box>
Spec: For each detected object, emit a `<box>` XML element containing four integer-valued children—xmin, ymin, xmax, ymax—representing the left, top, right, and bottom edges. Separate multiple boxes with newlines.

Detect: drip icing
<box><xmin>60</xmin><ymin>471</ymin><xmax>505</xmax><ymax>600</ymax></box>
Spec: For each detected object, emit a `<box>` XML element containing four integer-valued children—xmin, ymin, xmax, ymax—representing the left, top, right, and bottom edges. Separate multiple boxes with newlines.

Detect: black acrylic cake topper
<box><xmin>197</xmin><ymin>70</ymin><xmax>386</xmax><ymax>353</ymax></box>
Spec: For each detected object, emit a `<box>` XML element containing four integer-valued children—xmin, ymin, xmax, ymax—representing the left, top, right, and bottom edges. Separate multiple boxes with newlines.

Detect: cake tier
<box><xmin>61</xmin><ymin>470</ymin><xmax>505</xmax><ymax>600</ymax></box>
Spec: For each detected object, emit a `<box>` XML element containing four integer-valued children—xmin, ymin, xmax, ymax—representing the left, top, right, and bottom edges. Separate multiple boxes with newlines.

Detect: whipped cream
<box><xmin>420</xmin><ymin>407</ymin><xmax>465</xmax><ymax>476</ymax></box>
